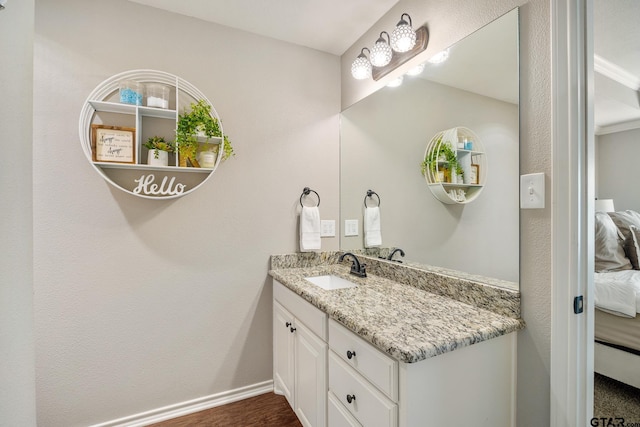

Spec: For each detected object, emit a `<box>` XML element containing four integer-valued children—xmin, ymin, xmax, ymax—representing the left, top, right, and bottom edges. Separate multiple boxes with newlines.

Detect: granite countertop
<box><xmin>269</xmin><ymin>263</ymin><xmax>523</xmax><ymax>364</ymax></box>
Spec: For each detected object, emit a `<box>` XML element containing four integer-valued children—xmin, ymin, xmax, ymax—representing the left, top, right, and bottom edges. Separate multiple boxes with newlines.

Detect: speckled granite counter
<box><xmin>269</xmin><ymin>253</ymin><xmax>524</xmax><ymax>364</ymax></box>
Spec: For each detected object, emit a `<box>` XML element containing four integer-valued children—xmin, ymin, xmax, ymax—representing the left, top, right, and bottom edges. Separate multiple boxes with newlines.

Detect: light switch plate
<box><xmin>320</xmin><ymin>220</ymin><xmax>335</xmax><ymax>237</ymax></box>
<box><xmin>520</xmin><ymin>173</ymin><xmax>545</xmax><ymax>209</ymax></box>
<box><xmin>344</xmin><ymin>219</ymin><xmax>359</xmax><ymax>236</ymax></box>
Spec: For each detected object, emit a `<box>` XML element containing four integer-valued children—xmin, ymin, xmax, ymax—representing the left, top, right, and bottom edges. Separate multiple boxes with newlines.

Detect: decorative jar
<box><xmin>119</xmin><ymin>80</ymin><xmax>143</xmax><ymax>105</ymax></box>
<box><xmin>146</xmin><ymin>83</ymin><xmax>170</xmax><ymax>109</ymax></box>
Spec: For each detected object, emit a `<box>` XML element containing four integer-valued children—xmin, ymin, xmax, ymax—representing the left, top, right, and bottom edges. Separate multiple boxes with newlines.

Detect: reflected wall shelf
<box><xmin>79</xmin><ymin>69</ymin><xmax>225</xmax><ymax>199</ymax></box>
<box><xmin>422</xmin><ymin>127</ymin><xmax>487</xmax><ymax>204</ymax></box>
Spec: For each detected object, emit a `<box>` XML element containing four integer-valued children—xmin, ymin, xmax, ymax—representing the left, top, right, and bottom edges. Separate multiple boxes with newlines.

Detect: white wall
<box><xmin>340</xmin><ymin>0</ymin><xmax>553</xmax><ymax>425</ymax></box>
<box><xmin>341</xmin><ymin>78</ymin><xmax>519</xmax><ymax>282</ymax></box>
<box><xmin>597</xmin><ymin>128</ymin><xmax>640</xmax><ymax>211</ymax></box>
<box><xmin>0</xmin><ymin>0</ymin><xmax>37</xmax><ymax>426</ymax></box>
<box><xmin>33</xmin><ymin>0</ymin><xmax>340</xmax><ymax>425</ymax></box>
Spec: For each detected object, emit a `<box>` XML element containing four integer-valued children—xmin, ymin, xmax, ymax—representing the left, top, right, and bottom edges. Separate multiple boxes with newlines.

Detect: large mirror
<box><xmin>340</xmin><ymin>9</ymin><xmax>519</xmax><ymax>286</ymax></box>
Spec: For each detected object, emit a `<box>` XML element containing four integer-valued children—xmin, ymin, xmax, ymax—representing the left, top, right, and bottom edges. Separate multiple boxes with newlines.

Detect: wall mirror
<box><xmin>340</xmin><ymin>8</ymin><xmax>519</xmax><ymax>286</ymax></box>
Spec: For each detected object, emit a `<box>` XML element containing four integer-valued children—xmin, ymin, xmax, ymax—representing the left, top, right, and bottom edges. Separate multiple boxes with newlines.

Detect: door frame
<box><xmin>550</xmin><ymin>0</ymin><xmax>594</xmax><ymax>425</ymax></box>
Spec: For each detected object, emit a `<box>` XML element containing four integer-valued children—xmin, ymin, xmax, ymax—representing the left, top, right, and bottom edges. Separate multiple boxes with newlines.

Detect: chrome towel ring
<box><xmin>300</xmin><ymin>187</ymin><xmax>320</xmax><ymax>207</ymax></box>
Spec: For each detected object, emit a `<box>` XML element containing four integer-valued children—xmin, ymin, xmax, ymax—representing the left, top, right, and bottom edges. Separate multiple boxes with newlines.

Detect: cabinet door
<box><xmin>328</xmin><ymin>391</ymin><xmax>362</xmax><ymax>427</ymax></box>
<box><xmin>273</xmin><ymin>301</ymin><xmax>295</xmax><ymax>408</ymax></box>
<box><xmin>295</xmin><ymin>321</ymin><xmax>327</xmax><ymax>427</ymax></box>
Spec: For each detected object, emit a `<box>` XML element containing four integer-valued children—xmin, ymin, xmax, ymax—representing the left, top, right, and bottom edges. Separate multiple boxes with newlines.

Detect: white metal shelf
<box><xmin>79</xmin><ymin>69</ymin><xmax>225</xmax><ymax>199</ymax></box>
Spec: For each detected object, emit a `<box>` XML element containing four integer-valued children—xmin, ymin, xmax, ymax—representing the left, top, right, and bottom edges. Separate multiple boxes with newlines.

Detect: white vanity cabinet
<box><xmin>328</xmin><ymin>319</ymin><xmax>398</xmax><ymax>427</ymax></box>
<box><xmin>328</xmin><ymin>318</ymin><xmax>516</xmax><ymax>427</ymax></box>
<box><xmin>273</xmin><ymin>279</ymin><xmax>517</xmax><ymax>427</ymax></box>
<box><xmin>273</xmin><ymin>281</ymin><xmax>328</xmax><ymax>427</ymax></box>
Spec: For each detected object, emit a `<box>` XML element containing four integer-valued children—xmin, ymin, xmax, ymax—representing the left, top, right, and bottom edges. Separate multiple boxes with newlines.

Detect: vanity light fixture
<box><xmin>428</xmin><ymin>48</ymin><xmax>450</xmax><ymax>64</ymax></box>
<box><xmin>351</xmin><ymin>47</ymin><xmax>372</xmax><ymax>80</ymax></box>
<box><xmin>351</xmin><ymin>12</ymin><xmax>428</xmax><ymax>82</ymax></box>
<box><xmin>370</xmin><ymin>31</ymin><xmax>393</xmax><ymax>67</ymax></box>
<box><xmin>386</xmin><ymin>75</ymin><xmax>404</xmax><ymax>88</ymax></box>
<box><xmin>390</xmin><ymin>13</ymin><xmax>417</xmax><ymax>53</ymax></box>
<box><xmin>406</xmin><ymin>63</ymin><xmax>426</xmax><ymax>76</ymax></box>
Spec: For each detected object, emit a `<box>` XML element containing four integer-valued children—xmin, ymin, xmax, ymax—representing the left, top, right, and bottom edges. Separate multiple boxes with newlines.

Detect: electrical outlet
<box><xmin>345</xmin><ymin>219</ymin><xmax>358</xmax><ymax>236</ymax></box>
<box><xmin>320</xmin><ymin>220</ymin><xmax>335</xmax><ymax>237</ymax></box>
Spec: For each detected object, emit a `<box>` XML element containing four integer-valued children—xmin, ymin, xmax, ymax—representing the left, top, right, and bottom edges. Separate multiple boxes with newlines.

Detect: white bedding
<box><xmin>594</xmin><ymin>270</ymin><xmax>640</xmax><ymax>317</ymax></box>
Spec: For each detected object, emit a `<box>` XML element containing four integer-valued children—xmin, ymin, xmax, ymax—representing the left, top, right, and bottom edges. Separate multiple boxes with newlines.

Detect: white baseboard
<box><xmin>90</xmin><ymin>380</ymin><xmax>274</xmax><ymax>427</ymax></box>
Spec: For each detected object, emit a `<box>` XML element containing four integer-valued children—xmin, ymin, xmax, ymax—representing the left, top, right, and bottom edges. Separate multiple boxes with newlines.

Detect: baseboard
<box><xmin>90</xmin><ymin>380</ymin><xmax>274</xmax><ymax>427</ymax></box>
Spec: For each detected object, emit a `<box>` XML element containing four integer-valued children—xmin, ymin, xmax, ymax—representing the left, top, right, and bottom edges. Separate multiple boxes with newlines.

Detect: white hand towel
<box><xmin>300</xmin><ymin>206</ymin><xmax>321</xmax><ymax>252</ymax></box>
<box><xmin>364</xmin><ymin>206</ymin><xmax>382</xmax><ymax>248</ymax></box>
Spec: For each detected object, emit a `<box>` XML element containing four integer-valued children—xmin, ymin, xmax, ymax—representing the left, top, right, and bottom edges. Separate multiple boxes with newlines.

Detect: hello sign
<box><xmin>133</xmin><ymin>174</ymin><xmax>187</xmax><ymax>196</ymax></box>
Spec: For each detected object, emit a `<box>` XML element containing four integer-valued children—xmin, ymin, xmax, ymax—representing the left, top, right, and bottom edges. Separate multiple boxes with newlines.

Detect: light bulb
<box><xmin>387</xmin><ymin>75</ymin><xmax>404</xmax><ymax>88</ymax></box>
<box><xmin>391</xmin><ymin>14</ymin><xmax>417</xmax><ymax>53</ymax></box>
<box><xmin>370</xmin><ymin>31</ymin><xmax>392</xmax><ymax>67</ymax></box>
<box><xmin>428</xmin><ymin>49</ymin><xmax>450</xmax><ymax>64</ymax></box>
<box><xmin>406</xmin><ymin>63</ymin><xmax>426</xmax><ymax>76</ymax></box>
<box><xmin>351</xmin><ymin>48</ymin><xmax>372</xmax><ymax>80</ymax></box>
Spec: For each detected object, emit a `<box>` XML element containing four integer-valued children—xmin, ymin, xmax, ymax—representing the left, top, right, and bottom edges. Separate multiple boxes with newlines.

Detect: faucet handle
<box><xmin>351</xmin><ymin>262</ymin><xmax>367</xmax><ymax>277</ymax></box>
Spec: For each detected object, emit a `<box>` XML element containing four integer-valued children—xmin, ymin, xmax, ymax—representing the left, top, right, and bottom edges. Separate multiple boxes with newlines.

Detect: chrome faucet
<box><xmin>339</xmin><ymin>252</ymin><xmax>367</xmax><ymax>278</ymax></box>
<box><xmin>387</xmin><ymin>248</ymin><xmax>405</xmax><ymax>263</ymax></box>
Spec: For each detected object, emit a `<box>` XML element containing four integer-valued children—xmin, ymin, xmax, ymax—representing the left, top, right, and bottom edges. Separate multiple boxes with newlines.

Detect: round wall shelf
<box><xmin>422</xmin><ymin>126</ymin><xmax>487</xmax><ymax>204</ymax></box>
<box><xmin>79</xmin><ymin>69</ymin><xmax>225</xmax><ymax>199</ymax></box>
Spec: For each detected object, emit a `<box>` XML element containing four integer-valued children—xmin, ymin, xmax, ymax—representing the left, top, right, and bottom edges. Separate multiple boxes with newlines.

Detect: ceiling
<box><xmin>594</xmin><ymin>0</ymin><xmax>640</xmax><ymax>133</ymax></box>
<box><xmin>126</xmin><ymin>0</ymin><xmax>399</xmax><ymax>56</ymax></box>
<box><xmin>417</xmin><ymin>9</ymin><xmax>518</xmax><ymax>106</ymax></box>
<box><xmin>128</xmin><ymin>0</ymin><xmax>639</xmax><ymax>132</ymax></box>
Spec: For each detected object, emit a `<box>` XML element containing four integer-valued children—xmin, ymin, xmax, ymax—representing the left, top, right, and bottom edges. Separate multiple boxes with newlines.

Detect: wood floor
<box><xmin>147</xmin><ymin>393</ymin><xmax>302</xmax><ymax>427</ymax></box>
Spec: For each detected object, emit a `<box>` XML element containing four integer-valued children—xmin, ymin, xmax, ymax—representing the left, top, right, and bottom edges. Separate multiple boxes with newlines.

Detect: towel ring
<box><xmin>300</xmin><ymin>187</ymin><xmax>320</xmax><ymax>207</ymax></box>
<box><xmin>364</xmin><ymin>189</ymin><xmax>380</xmax><ymax>208</ymax></box>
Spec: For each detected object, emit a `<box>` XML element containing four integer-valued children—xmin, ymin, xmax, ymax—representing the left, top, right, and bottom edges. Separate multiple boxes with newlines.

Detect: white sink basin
<box><xmin>305</xmin><ymin>275</ymin><xmax>358</xmax><ymax>290</ymax></box>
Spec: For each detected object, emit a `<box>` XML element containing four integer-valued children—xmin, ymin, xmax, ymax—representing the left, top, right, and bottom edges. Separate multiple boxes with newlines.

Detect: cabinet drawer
<box><xmin>329</xmin><ymin>319</ymin><xmax>398</xmax><ymax>401</ymax></box>
<box><xmin>329</xmin><ymin>351</ymin><xmax>397</xmax><ymax>427</ymax></box>
<box><xmin>274</xmin><ymin>280</ymin><xmax>327</xmax><ymax>340</ymax></box>
<box><xmin>328</xmin><ymin>391</ymin><xmax>362</xmax><ymax>427</ymax></box>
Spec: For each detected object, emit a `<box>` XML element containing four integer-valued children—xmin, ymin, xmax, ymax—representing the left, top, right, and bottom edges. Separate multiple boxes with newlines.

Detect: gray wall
<box><xmin>0</xmin><ymin>0</ymin><xmax>37</xmax><ymax>426</ymax></box>
<box><xmin>597</xmin><ymin>128</ymin><xmax>640</xmax><ymax>211</ymax></box>
<box><xmin>341</xmin><ymin>0</ymin><xmax>552</xmax><ymax>425</ymax></box>
<box><xmin>18</xmin><ymin>0</ymin><xmax>556</xmax><ymax>425</ymax></box>
<box><xmin>33</xmin><ymin>0</ymin><xmax>339</xmax><ymax>425</ymax></box>
<box><xmin>341</xmin><ymin>78</ymin><xmax>519</xmax><ymax>282</ymax></box>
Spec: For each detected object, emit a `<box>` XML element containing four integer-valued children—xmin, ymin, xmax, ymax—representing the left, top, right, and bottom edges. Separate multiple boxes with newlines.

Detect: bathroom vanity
<box><xmin>269</xmin><ymin>252</ymin><xmax>523</xmax><ymax>427</ymax></box>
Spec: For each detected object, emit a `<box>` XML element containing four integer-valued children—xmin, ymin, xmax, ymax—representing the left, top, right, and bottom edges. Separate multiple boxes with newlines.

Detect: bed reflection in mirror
<box><xmin>340</xmin><ymin>8</ymin><xmax>519</xmax><ymax>285</ymax></box>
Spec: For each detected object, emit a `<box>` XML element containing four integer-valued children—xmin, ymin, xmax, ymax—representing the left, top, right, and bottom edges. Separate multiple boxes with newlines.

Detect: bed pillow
<box><xmin>595</xmin><ymin>211</ymin><xmax>632</xmax><ymax>272</ymax></box>
<box><xmin>608</xmin><ymin>210</ymin><xmax>640</xmax><ymax>269</ymax></box>
<box><xmin>630</xmin><ymin>225</ymin><xmax>640</xmax><ymax>269</ymax></box>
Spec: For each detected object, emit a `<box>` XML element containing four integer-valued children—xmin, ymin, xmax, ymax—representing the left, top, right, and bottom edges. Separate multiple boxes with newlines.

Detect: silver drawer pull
<box><xmin>346</xmin><ymin>394</ymin><xmax>356</xmax><ymax>404</ymax></box>
<box><xmin>347</xmin><ymin>350</ymin><xmax>356</xmax><ymax>359</ymax></box>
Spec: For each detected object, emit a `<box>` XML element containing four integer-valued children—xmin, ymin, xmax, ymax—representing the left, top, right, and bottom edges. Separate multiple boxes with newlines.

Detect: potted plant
<box><xmin>175</xmin><ymin>99</ymin><xmax>234</xmax><ymax>167</ymax></box>
<box><xmin>144</xmin><ymin>136</ymin><xmax>174</xmax><ymax>167</ymax></box>
<box><xmin>421</xmin><ymin>136</ymin><xmax>463</xmax><ymax>183</ymax></box>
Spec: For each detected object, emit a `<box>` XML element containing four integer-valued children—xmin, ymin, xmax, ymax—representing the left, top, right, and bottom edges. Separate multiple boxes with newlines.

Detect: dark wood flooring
<box><xmin>147</xmin><ymin>392</ymin><xmax>302</xmax><ymax>427</ymax></box>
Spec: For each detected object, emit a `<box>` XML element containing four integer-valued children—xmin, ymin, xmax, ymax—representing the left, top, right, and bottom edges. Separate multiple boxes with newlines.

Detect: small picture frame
<box><xmin>91</xmin><ymin>124</ymin><xmax>136</xmax><ymax>164</ymax></box>
<box><xmin>470</xmin><ymin>164</ymin><xmax>480</xmax><ymax>184</ymax></box>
